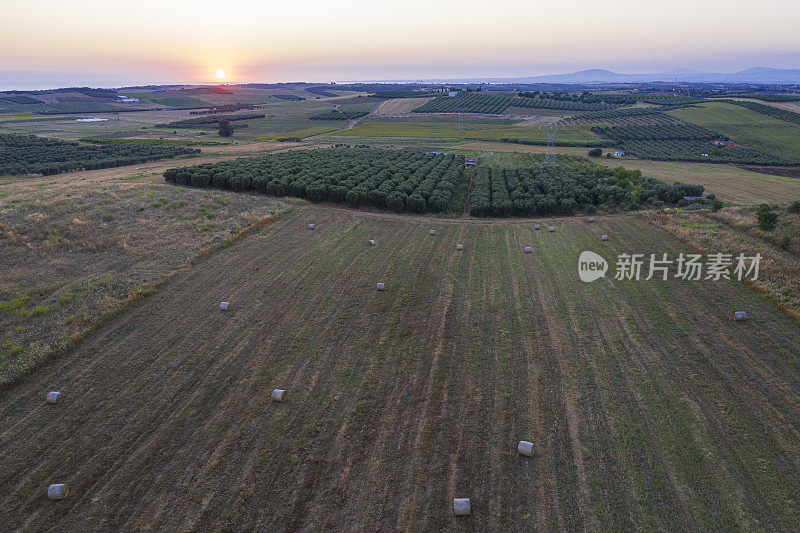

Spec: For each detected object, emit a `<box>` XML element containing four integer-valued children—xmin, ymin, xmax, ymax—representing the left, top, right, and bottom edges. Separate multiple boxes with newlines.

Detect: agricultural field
<box><xmin>451</xmin><ymin>142</ymin><xmax>800</xmax><ymax>205</ymax></box>
<box><xmin>165</xmin><ymin>148</ymin><xmax>703</xmax><ymax>216</ymax></box>
<box><xmin>0</xmin><ymin>133</ymin><xmax>199</xmax><ymax>177</ymax></box>
<box><xmin>2</xmin><ymin>84</ymin><xmax>800</xmax><ymax>531</ymax></box>
<box><xmin>325</xmin><ymin>118</ymin><xmax>601</xmax><ymax>143</ymax></box>
<box><xmin>0</xmin><ymin>166</ymin><xmax>291</xmax><ymax>390</ymax></box>
<box><xmin>374</xmin><ymin>97</ymin><xmax>435</xmax><ymax>115</ymax></box>
<box><xmin>413</xmin><ymin>93</ymin><xmax>604</xmax><ymax>114</ymax></box>
<box><xmin>309</xmin><ymin>110</ymin><xmax>368</xmax><ymax>120</ymax></box>
<box><xmin>668</xmin><ymin>102</ymin><xmax>800</xmax><ymax>161</ymax></box>
<box><xmin>165</xmin><ymin>149</ymin><xmax>466</xmax><ymax>214</ymax></box>
<box><xmin>591</xmin><ymin>124</ymin><xmax>797</xmax><ymax>166</ymax></box>
<box><xmin>468</xmin><ymin>164</ymin><xmax>703</xmax><ymax>217</ymax></box>
<box><xmin>2</xmin><ymin>205</ymin><xmax>800</xmax><ymax>530</ymax></box>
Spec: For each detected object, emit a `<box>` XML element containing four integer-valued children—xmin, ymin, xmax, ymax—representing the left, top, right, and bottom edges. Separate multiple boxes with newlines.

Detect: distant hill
<box><xmin>432</xmin><ymin>68</ymin><xmax>800</xmax><ymax>85</ymax></box>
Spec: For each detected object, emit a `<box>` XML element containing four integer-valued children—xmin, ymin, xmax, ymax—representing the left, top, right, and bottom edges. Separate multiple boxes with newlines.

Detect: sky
<box><xmin>1</xmin><ymin>0</ymin><xmax>799</xmax><ymax>88</ymax></box>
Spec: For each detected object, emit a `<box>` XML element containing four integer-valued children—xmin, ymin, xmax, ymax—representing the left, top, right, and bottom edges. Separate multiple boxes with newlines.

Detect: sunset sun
<box><xmin>215</xmin><ymin>69</ymin><xmax>226</xmax><ymax>80</ymax></box>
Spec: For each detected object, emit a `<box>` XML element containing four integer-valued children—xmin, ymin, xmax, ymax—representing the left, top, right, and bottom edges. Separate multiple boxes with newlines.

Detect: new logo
<box><xmin>578</xmin><ymin>251</ymin><xmax>608</xmax><ymax>282</ymax></box>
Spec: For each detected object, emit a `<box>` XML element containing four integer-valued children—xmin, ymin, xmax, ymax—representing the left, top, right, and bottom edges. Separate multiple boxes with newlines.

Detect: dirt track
<box><xmin>1</xmin><ymin>206</ymin><xmax>800</xmax><ymax>530</ymax></box>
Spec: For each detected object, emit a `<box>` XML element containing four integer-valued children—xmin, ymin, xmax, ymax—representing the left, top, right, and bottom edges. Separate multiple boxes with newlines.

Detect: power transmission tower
<box><xmin>539</xmin><ymin>122</ymin><xmax>562</xmax><ymax>165</ymax></box>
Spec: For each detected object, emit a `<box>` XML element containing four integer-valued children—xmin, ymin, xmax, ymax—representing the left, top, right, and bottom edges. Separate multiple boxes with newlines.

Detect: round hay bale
<box><xmin>376</xmin><ymin>282</ymin><xmax>386</xmax><ymax>291</ymax></box>
<box><xmin>734</xmin><ymin>311</ymin><xmax>747</xmax><ymax>321</ymax></box>
<box><xmin>429</xmin><ymin>229</ymin><xmax>436</xmax><ymax>235</ymax></box>
<box><xmin>517</xmin><ymin>440</ymin><xmax>534</xmax><ymax>457</ymax></box>
<box><xmin>219</xmin><ymin>302</ymin><xmax>230</xmax><ymax>311</ymax></box>
<box><xmin>271</xmin><ymin>389</ymin><xmax>286</xmax><ymax>402</ymax></box>
<box><xmin>524</xmin><ymin>246</ymin><xmax>532</xmax><ymax>254</ymax></box>
<box><xmin>45</xmin><ymin>391</ymin><xmax>62</xmax><ymax>404</ymax></box>
<box><xmin>456</xmin><ymin>244</ymin><xmax>464</xmax><ymax>250</ymax></box>
<box><xmin>368</xmin><ymin>239</ymin><xmax>376</xmax><ymax>246</ymax></box>
<box><xmin>453</xmin><ymin>498</ymin><xmax>471</xmax><ymax>516</ymax></box>
<box><xmin>47</xmin><ymin>484</ymin><xmax>68</xmax><ymax>500</ymax></box>
<box><xmin>601</xmin><ymin>235</ymin><xmax>609</xmax><ymax>241</ymax></box>
<box><xmin>534</xmin><ymin>224</ymin><xmax>541</xmax><ymax>230</ymax></box>
<box><xmin>548</xmin><ymin>226</ymin><xmax>555</xmax><ymax>232</ymax></box>
<box><xmin>308</xmin><ymin>223</ymin><xmax>315</xmax><ymax>230</ymax></box>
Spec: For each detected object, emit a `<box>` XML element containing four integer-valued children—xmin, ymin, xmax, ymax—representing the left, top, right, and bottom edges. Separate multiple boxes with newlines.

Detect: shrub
<box><xmin>588</xmin><ymin>148</ymin><xmax>603</xmax><ymax>157</ymax></box>
<box><xmin>218</xmin><ymin>120</ymin><xmax>234</xmax><ymax>137</ymax></box>
<box><xmin>757</xmin><ymin>204</ymin><xmax>779</xmax><ymax>232</ymax></box>
<box><xmin>711</xmin><ymin>198</ymin><xmax>724</xmax><ymax>212</ymax></box>
<box><xmin>788</xmin><ymin>201</ymin><xmax>800</xmax><ymax>214</ymax></box>
<box><xmin>779</xmin><ymin>236</ymin><xmax>792</xmax><ymax>250</ymax></box>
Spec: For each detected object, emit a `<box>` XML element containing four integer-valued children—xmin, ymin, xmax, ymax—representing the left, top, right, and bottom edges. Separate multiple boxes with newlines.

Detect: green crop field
<box><xmin>323</xmin><ymin>119</ymin><xmax>600</xmax><ymax>143</ymax></box>
<box><xmin>668</xmin><ymin>102</ymin><xmax>800</xmax><ymax>161</ymax></box>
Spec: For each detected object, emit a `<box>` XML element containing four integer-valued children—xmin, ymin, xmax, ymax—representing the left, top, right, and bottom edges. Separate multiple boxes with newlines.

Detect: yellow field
<box><xmin>252</xmin><ymin>126</ymin><xmax>341</xmax><ymax>140</ymax></box>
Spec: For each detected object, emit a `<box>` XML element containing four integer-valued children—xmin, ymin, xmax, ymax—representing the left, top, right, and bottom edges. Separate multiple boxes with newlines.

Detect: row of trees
<box><xmin>190</xmin><ymin>104</ymin><xmax>257</xmax><ymax>115</ymax></box>
<box><xmin>469</xmin><ymin>163</ymin><xmax>705</xmax><ymax>217</ymax></box>
<box><xmin>728</xmin><ymin>93</ymin><xmax>800</xmax><ymax>103</ymax></box>
<box><xmin>413</xmin><ymin>93</ymin><xmax>603</xmax><ymax>114</ymax></box>
<box><xmin>370</xmin><ymin>91</ymin><xmax>439</xmax><ymax>99</ymax></box>
<box><xmin>156</xmin><ymin>113</ymin><xmax>265</xmax><ymax>128</ymax></box>
<box><xmin>164</xmin><ymin>148</ymin><xmax>465</xmax><ymax>214</ymax></box>
<box><xmin>518</xmin><ymin>92</ymin><xmax>637</xmax><ymax>105</ymax></box>
<box><xmin>720</xmin><ymin>99</ymin><xmax>800</xmax><ymax>125</ymax></box>
<box><xmin>568</xmin><ymin>106</ymin><xmax>686</xmax><ymax>123</ymax></box>
<box><xmin>590</xmin><ymin>122</ymin><xmax>798</xmax><ymax>165</ymax></box>
<box><xmin>0</xmin><ymin>134</ymin><xmax>198</xmax><ymax>177</ymax></box>
<box><xmin>622</xmin><ymin>140</ymin><xmax>798</xmax><ymax>165</ymax></box>
<box><xmin>591</xmin><ymin>124</ymin><xmax>722</xmax><ymax>141</ymax></box>
<box><xmin>309</xmin><ymin>110</ymin><xmax>368</xmax><ymax>120</ymax></box>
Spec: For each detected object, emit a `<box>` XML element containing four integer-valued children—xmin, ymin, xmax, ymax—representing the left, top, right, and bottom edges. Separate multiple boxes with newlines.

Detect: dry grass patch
<box><xmin>641</xmin><ymin>207</ymin><xmax>800</xmax><ymax>317</ymax></box>
<box><xmin>0</xmin><ymin>176</ymin><xmax>290</xmax><ymax>388</ymax></box>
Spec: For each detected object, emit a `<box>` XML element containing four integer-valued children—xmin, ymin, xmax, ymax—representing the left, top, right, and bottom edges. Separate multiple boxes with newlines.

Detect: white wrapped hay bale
<box><xmin>219</xmin><ymin>302</ymin><xmax>230</xmax><ymax>311</ymax></box>
<box><xmin>453</xmin><ymin>498</ymin><xmax>471</xmax><ymax>516</ymax></box>
<box><xmin>734</xmin><ymin>311</ymin><xmax>747</xmax><ymax>321</ymax></box>
<box><xmin>47</xmin><ymin>484</ymin><xmax>68</xmax><ymax>500</ymax></box>
<box><xmin>368</xmin><ymin>239</ymin><xmax>376</xmax><ymax>246</ymax></box>
<box><xmin>271</xmin><ymin>389</ymin><xmax>286</xmax><ymax>402</ymax></box>
<box><xmin>523</xmin><ymin>246</ymin><xmax>532</xmax><ymax>254</ymax></box>
<box><xmin>456</xmin><ymin>244</ymin><xmax>464</xmax><ymax>250</ymax></box>
<box><xmin>429</xmin><ymin>229</ymin><xmax>436</xmax><ymax>235</ymax></box>
<box><xmin>517</xmin><ymin>440</ymin><xmax>534</xmax><ymax>457</ymax></box>
<box><xmin>45</xmin><ymin>391</ymin><xmax>62</xmax><ymax>404</ymax></box>
<box><xmin>376</xmin><ymin>282</ymin><xmax>386</xmax><ymax>291</ymax></box>
<box><xmin>548</xmin><ymin>226</ymin><xmax>555</xmax><ymax>232</ymax></box>
<box><xmin>601</xmin><ymin>235</ymin><xmax>609</xmax><ymax>241</ymax></box>
<box><xmin>534</xmin><ymin>224</ymin><xmax>541</xmax><ymax>230</ymax></box>
<box><xmin>308</xmin><ymin>223</ymin><xmax>315</xmax><ymax>230</ymax></box>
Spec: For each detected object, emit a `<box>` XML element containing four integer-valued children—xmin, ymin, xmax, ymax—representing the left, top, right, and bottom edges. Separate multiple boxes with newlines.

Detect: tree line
<box><xmin>0</xmin><ymin>134</ymin><xmax>198</xmax><ymax>177</ymax></box>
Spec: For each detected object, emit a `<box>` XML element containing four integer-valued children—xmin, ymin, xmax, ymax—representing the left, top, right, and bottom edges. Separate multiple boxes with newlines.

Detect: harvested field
<box><xmin>608</xmin><ymin>159</ymin><xmax>800</xmax><ymax>204</ymax></box>
<box><xmin>739</xmin><ymin>166</ymin><xmax>800</xmax><ymax>179</ymax></box>
<box><xmin>2</xmin><ymin>206</ymin><xmax>800</xmax><ymax>530</ymax></box>
<box><xmin>0</xmin><ymin>168</ymin><xmax>291</xmax><ymax>389</ymax></box>
<box><xmin>374</xmin><ymin>97</ymin><xmax>435</xmax><ymax>115</ymax></box>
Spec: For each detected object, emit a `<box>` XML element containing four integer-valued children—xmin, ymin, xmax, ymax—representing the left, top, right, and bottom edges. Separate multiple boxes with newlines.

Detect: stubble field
<box><xmin>1</xmin><ymin>204</ymin><xmax>799</xmax><ymax>531</ymax></box>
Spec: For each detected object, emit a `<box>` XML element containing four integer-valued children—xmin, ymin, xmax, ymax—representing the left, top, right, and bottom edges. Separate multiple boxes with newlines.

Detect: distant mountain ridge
<box><xmin>419</xmin><ymin>68</ymin><xmax>800</xmax><ymax>85</ymax></box>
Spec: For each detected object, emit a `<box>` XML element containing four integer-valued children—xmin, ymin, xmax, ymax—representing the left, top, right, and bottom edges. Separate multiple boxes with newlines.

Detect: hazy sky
<box><xmin>2</xmin><ymin>0</ymin><xmax>799</xmax><ymax>88</ymax></box>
